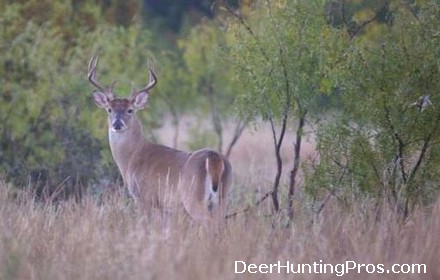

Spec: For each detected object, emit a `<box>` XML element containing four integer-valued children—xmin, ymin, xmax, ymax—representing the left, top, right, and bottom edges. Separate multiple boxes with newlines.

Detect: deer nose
<box><xmin>112</xmin><ymin>119</ymin><xmax>124</xmax><ymax>131</ymax></box>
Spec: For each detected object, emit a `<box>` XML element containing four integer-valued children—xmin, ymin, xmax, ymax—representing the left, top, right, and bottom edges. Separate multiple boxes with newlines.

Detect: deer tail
<box><xmin>205</xmin><ymin>155</ymin><xmax>224</xmax><ymax>193</ymax></box>
<box><xmin>204</xmin><ymin>154</ymin><xmax>225</xmax><ymax>212</ymax></box>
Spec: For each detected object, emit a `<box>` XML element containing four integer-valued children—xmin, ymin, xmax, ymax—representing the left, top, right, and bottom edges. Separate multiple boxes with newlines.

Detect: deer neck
<box><xmin>108</xmin><ymin>117</ymin><xmax>147</xmax><ymax>175</ymax></box>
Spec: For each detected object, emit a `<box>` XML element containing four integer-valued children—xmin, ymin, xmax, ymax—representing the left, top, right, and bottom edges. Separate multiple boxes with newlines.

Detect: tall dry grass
<box><xmin>1</xmin><ymin>124</ymin><xmax>439</xmax><ymax>280</ymax></box>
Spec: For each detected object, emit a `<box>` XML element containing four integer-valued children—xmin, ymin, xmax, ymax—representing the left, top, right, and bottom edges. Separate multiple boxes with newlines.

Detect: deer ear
<box><xmin>93</xmin><ymin>91</ymin><xmax>109</xmax><ymax>108</ymax></box>
<box><xmin>132</xmin><ymin>91</ymin><xmax>149</xmax><ymax>109</ymax></box>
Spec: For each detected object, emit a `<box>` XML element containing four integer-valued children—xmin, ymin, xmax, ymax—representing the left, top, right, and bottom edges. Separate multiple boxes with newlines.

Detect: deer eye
<box><xmin>127</xmin><ymin>109</ymin><xmax>134</xmax><ymax>114</ymax></box>
<box><xmin>107</xmin><ymin>108</ymin><xmax>112</xmax><ymax>113</ymax></box>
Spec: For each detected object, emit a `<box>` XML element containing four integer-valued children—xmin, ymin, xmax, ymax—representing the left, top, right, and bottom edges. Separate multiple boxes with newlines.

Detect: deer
<box><xmin>87</xmin><ymin>56</ymin><xmax>232</xmax><ymax>225</ymax></box>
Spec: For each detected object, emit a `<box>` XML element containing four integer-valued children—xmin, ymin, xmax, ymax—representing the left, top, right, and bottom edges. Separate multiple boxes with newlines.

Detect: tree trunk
<box><xmin>225</xmin><ymin>119</ymin><xmax>248</xmax><ymax>159</ymax></box>
<box><xmin>171</xmin><ymin>111</ymin><xmax>180</xmax><ymax>149</ymax></box>
<box><xmin>206</xmin><ymin>84</ymin><xmax>223</xmax><ymax>152</ymax></box>
<box><xmin>269</xmin><ymin>114</ymin><xmax>288</xmax><ymax>213</ymax></box>
<box><xmin>287</xmin><ymin>110</ymin><xmax>306</xmax><ymax>220</ymax></box>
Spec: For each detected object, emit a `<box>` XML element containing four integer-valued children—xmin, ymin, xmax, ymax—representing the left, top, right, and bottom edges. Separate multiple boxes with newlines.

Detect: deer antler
<box><xmin>87</xmin><ymin>56</ymin><xmax>115</xmax><ymax>99</ymax></box>
<box><xmin>130</xmin><ymin>59</ymin><xmax>157</xmax><ymax>98</ymax></box>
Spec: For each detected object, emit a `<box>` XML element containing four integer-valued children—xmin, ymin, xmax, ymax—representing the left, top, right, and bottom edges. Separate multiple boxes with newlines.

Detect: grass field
<box><xmin>1</xmin><ymin>123</ymin><xmax>439</xmax><ymax>280</ymax></box>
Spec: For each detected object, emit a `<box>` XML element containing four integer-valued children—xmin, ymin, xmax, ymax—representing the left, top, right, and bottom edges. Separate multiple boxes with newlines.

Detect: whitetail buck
<box><xmin>87</xmin><ymin>56</ymin><xmax>232</xmax><ymax>224</ymax></box>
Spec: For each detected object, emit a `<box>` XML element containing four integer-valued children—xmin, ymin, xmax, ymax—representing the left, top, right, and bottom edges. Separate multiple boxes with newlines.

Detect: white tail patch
<box><xmin>204</xmin><ymin>158</ymin><xmax>219</xmax><ymax>212</ymax></box>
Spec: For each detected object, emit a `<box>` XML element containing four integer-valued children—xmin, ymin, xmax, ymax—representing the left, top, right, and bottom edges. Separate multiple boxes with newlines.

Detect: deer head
<box><xmin>88</xmin><ymin>56</ymin><xmax>157</xmax><ymax>133</ymax></box>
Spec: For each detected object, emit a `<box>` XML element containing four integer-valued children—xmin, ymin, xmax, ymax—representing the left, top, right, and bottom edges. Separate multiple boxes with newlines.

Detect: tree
<box><xmin>308</xmin><ymin>0</ymin><xmax>440</xmax><ymax>218</ymax></box>
<box><xmin>0</xmin><ymin>1</ymin><xmax>163</xmax><ymax>199</ymax></box>
<box><xmin>154</xmin><ymin>50</ymin><xmax>194</xmax><ymax>148</ymax></box>
<box><xmin>179</xmin><ymin>20</ymin><xmax>246</xmax><ymax>156</ymax></box>
<box><xmin>224</xmin><ymin>0</ymin><xmax>341</xmax><ymax>218</ymax></box>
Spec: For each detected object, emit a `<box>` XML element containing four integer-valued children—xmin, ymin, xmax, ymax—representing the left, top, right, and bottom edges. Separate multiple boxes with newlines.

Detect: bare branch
<box><xmin>225</xmin><ymin>119</ymin><xmax>249</xmax><ymax>159</ymax></box>
<box><xmin>349</xmin><ymin>0</ymin><xmax>390</xmax><ymax>39</ymax></box>
<box><xmin>225</xmin><ymin>190</ymin><xmax>272</xmax><ymax>219</ymax></box>
<box><xmin>218</xmin><ymin>0</ymin><xmax>269</xmax><ymax>62</ymax></box>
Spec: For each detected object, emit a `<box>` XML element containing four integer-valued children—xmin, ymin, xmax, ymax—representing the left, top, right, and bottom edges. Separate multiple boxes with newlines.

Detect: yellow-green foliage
<box><xmin>2</xmin><ymin>0</ymin><xmax>440</xmax><ymax>216</ymax></box>
<box><xmin>0</xmin><ymin>1</ymin><xmax>161</xmax><ymax>188</ymax></box>
<box><xmin>226</xmin><ymin>0</ymin><xmax>343</xmax><ymax>121</ymax></box>
<box><xmin>310</xmin><ymin>1</ymin><xmax>440</xmax><ymax>214</ymax></box>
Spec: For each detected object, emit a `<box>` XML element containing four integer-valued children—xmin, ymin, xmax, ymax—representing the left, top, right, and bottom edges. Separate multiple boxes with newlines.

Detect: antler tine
<box><xmin>131</xmin><ymin>59</ymin><xmax>158</xmax><ymax>97</ymax></box>
<box><xmin>146</xmin><ymin>67</ymin><xmax>158</xmax><ymax>90</ymax></box>
<box><xmin>109</xmin><ymin>80</ymin><xmax>118</xmax><ymax>93</ymax></box>
<box><xmin>87</xmin><ymin>56</ymin><xmax>113</xmax><ymax>98</ymax></box>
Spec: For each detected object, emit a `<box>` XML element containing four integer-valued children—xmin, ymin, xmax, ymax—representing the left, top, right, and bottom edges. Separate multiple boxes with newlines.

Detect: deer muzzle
<box><xmin>111</xmin><ymin>112</ymin><xmax>126</xmax><ymax>132</ymax></box>
<box><xmin>112</xmin><ymin>119</ymin><xmax>125</xmax><ymax>131</ymax></box>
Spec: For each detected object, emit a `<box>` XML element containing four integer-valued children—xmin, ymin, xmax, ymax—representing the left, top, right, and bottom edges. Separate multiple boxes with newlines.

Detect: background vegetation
<box><xmin>1</xmin><ymin>0</ymin><xmax>440</xmax><ymax>222</ymax></box>
<box><xmin>1</xmin><ymin>0</ymin><xmax>440</xmax><ymax>278</ymax></box>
